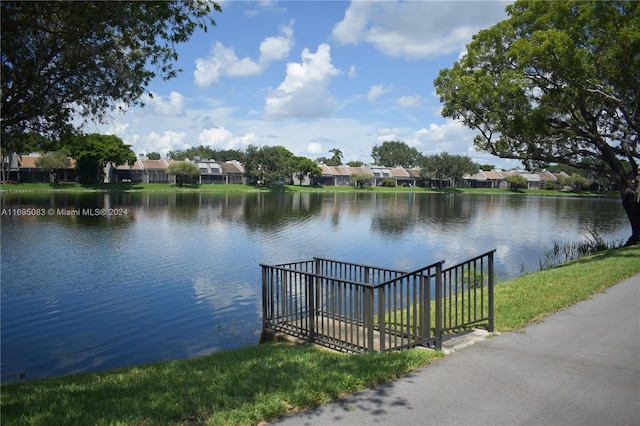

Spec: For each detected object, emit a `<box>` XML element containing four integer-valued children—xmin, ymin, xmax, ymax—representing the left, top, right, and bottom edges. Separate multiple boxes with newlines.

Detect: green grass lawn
<box><xmin>2</xmin><ymin>245</ymin><xmax>638</xmax><ymax>425</ymax></box>
<box><xmin>0</xmin><ymin>181</ymin><xmax>618</xmax><ymax>198</ymax></box>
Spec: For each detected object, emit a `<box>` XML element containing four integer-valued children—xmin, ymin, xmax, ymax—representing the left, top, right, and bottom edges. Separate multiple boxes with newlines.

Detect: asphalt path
<box><xmin>274</xmin><ymin>274</ymin><xmax>640</xmax><ymax>426</ymax></box>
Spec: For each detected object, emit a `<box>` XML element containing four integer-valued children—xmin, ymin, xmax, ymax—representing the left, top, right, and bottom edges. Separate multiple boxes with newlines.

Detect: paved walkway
<box><xmin>274</xmin><ymin>274</ymin><xmax>640</xmax><ymax>425</ymax></box>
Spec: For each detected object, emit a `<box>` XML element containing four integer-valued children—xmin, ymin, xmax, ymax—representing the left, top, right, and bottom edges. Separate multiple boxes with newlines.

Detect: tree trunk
<box><xmin>621</xmin><ymin>185</ymin><xmax>640</xmax><ymax>246</ymax></box>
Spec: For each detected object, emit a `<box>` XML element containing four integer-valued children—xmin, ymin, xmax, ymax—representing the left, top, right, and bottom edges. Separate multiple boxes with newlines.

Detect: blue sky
<box><xmin>92</xmin><ymin>0</ymin><xmax>521</xmax><ymax>169</ymax></box>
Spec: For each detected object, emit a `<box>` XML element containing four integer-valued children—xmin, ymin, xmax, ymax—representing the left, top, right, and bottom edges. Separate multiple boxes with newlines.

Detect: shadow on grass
<box><xmin>0</xmin><ymin>343</ymin><xmax>439</xmax><ymax>425</ymax></box>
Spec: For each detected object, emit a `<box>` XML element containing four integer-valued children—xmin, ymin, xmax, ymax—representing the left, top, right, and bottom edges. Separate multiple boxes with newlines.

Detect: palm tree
<box><xmin>328</xmin><ymin>148</ymin><xmax>343</xmax><ymax>166</ymax></box>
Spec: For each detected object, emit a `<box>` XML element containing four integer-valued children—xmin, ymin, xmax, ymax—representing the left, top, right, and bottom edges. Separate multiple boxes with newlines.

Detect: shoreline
<box><xmin>0</xmin><ymin>182</ymin><xmax>618</xmax><ymax>198</ymax></box>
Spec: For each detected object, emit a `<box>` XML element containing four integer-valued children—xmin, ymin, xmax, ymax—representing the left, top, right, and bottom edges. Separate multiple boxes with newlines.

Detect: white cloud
<box><xmin>367</xmin><ymin>83</ymin><xmax>392</xmax><ymax>102</ymax></box>
<box><xmin>141</xmin><ymin>91</ymin><xmax>186</xmax><ymax>116</ymax></box>
<box><xmin>332</xmin><ymin>1</ymin><xmax>509</xmax><ymax>59</ymax></box>
<box><xmin>376</xmin><ymin>128</ymin><xmax>401</xmax><ymax>144</ymax></box>
<box><xmin>397</xmin><ymin>94</ymin><xmax>425</xmax><ymax>108</ymax></box>
<box><xmin>138</xmin><ymin>130</ymin><xmax>189</xmax><ymax>157</ymax></box>
<box><xmin>264</xmin><ymin>43</ymin><xmax>340</xmax><ymax>120</ymax></box>
<box><xmin>306</xmin><ymin>142</ymin><xmax>323</xmax><ymax>155</ymax></box>
<box><xmin>199</xmin><ymin>126</ymin><xmax>257</xmax><ymax>150</ymax></box>
<box><xmin>194</xmin><ymin>21</ymin><xmax>294</xmax><ymax>87</ymax></box>
<box><xmin>259</xmin><ymin>20</ymin><xmax>294</xmax><ymax>62</ymax></box>
<box><xmin>348</xmin><ymin>65</ymin><xmax>358</xmax><ymax>79</ymax></box>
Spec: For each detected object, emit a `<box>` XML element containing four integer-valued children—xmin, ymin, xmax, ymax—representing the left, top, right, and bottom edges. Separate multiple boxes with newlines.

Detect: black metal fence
<box><xmin>261</xmin><ymin>250</ymin><xmax>495</xmax><ymax>352</ymax></box>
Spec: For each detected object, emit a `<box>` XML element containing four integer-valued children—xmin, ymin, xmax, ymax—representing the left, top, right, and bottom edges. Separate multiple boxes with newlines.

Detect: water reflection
<box><xmin>0</xmin><ymin>191</ymin><xmax>629</xmax><ymax>382</ymax></box>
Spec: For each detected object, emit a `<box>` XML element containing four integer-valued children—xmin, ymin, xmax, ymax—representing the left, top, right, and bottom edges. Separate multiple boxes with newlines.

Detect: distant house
<box><xmin>406</xmin><ymin>168</ymin><xmax>424</xmax><ymax>187</ymax></box>
<box><xmin>463</xmin><ymin>169</ymin><xmax>572</xmax><ymax>190</ymax></box>
<box><xmin>348</xmin><ymin>165</ymin><xmax>374</xmax><ymax>187</ymax></box>
<box><xmin>317</xmin><ymin>164</ymin><xmax>351</xmax><ymax>186</ymax></box>
<box><xmin>110</xmin><ymin>156</ymin><xmax>171</xmax><ymax>183</ymax></box>
<box><xmin>140</xmin><ymin>159</ymin><xmax>171</xmax><ymax>183</ymax></box>
<box><xmin>506</xmin><ymin>170</ymin><xmax>542</xmax><ymax>189</ymax></box>
<box><xmin>369</xmin><ymin>165</ymin><xmax>392</xmax><ymax>186</ymax></box>
<box><xmin>389</xmin><ymin>167</ymin><xmax>413</xmax><ymax>186</ymax></box>
<box><xmin>463</xmin><ymin>170</ymin><xmax>506</xmax><ymax>189</ymax></box>
<box><xmin>10</xmin><ymin>154</ymin><xmax>77</xmax><ymax>183</ymax></box>
<box><xmin>112</xmin><ymin>161</ymin><xmax>143</xmax><ymax>183</ymax></box>
<box><xmin>221</xmin><ymin>161</ymin><xmax>246</xmax><ymax>185</ymax></box>
<box><xmin>194</xmin><ymin>158</ymin><xmax>226</xmax><ymax>184</ymax></box>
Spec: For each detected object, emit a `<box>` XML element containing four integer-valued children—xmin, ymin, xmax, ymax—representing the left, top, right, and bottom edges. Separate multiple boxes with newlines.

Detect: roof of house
<box><xmin>221</xmin><ymin>161</ymin><xmax>244</xmax><ymax>174</ymax></box>
<box><xmin>390</xmin><ymin>167</ymin><xmax>410</xmax><ymax>178</ymax></box>
<box><xmin>140</xmin><ymin>159</ymin><xmax>168</xmax><ymax>170</ymax></box>
<box><xmin>406</xmin><ymin>168</ymin><xmax>422</xmax><ymax>178</ymax></box>
<box><xmin>328</xmin><ymin>165</ymin><xmax>351</xmax><ymax>176</ymax></box>
<box><xmin>18</xmin><ymin>155</ymin><xmax>75</xmax><ymax>169</ymax></box>
<box><xmin>369</xmin><ymin>165</ymin><xmax>392</xmax><ymax>178</ymax></box>
<box><xmin>538</xmin><ymin>171</ymin><xmax>557</xmax><ymax>182</ymax></box>
<box><xmin>349</xmin><ymin>166</ymin><xmax>371</xmax><ymax>175</ymax></box>
<box><xmin>483</xmin><ymin>170</ymin><xmax>504</xmax><ymax>180</ymax></box>
<box><xmin>115</xmin><ymin>160</ymin><xmax>143</xmax><ymax>170</ymax></box>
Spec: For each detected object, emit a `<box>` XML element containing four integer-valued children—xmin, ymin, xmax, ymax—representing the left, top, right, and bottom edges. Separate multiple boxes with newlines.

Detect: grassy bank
<box><xmin>2</xmin><ymin>245</ymin><xmax>638</xmax><ymax>425</ymax></box>
<box><xmin>0</xmin><ymin>181</ymin><xmax>617</xmax><ymax>198</ymax></box>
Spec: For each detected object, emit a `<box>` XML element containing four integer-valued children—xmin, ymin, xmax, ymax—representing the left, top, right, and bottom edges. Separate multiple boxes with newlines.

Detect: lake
<box><xmin>0</xmin><ymin>191</ymin><xmax>629</xmax><ymax>382</ymax></box>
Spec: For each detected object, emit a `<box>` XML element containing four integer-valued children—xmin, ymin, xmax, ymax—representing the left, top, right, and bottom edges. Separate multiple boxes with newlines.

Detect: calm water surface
<box><xmin>0</xmin><ymin>191</ymin><xmax>629</xmax><ymax>382</ymax></box>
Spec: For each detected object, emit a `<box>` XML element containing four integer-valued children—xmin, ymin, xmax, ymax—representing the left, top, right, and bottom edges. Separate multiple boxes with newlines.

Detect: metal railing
<box><xmin>440</xmin><ymin>250</ymin><xmax>495</xmax><ymax>335</ymax></box>
<box><xmin>261</xmin><ymin>250</ymin><xmax>495</xmax><ymax>353</ymax></box>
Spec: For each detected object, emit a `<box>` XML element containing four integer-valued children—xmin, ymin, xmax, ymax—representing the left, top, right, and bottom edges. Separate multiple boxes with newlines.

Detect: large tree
<box><xmin>435</xmin><ymin>0</ymin><xmax>639</xmax><ymax>245</ymax></box>
<box><xmin>67</xmin><ymin>133</ymin><xmax>136</xmax><ymax>184</ymax></box>
<box><xmin>1</xmin><ymin>0</ymin><xmax>221</xmax><ymax>143</ymax></box>
<box><xmin>294</xmin><ymin>156</ymin><xmax>322</xmax><ymax>186</ymax></box>
<box><xmin>421</xmin><ymin>152</ymin><xmax>479</xmax><ymax>187</ymax></box>
<box><xmin>244</xmin><ymin>145</ymin><xmax>295</xmax><ymax>185</ymax></box>
<box><xmin>371</xmin><ymin>141</ymin><xmax>423</xmax><ymax>168</ymax></box>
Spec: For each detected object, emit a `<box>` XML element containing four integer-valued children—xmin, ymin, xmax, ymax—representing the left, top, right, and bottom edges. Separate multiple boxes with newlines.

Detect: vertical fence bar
<box><xmin>308</xmin><ymin>270</ymin><xmax>316</xmax><ymax>342</ymax></box>
<box><xmin>261</xmin><ymin>266</ymin><xmax>269</xmax><ymax>329</ymax></box>
<box><xmin>435</xmin><ymin>262</ymin><xmax>443</xmax><ymax>350</ymax></box>
<box><xmin>421</xmin><ymin>273</ymin><xmax>430</xmax><ymax>343</ymax></box>
<box><xmin>488</xmin><ymin>250</ymin><xmax>495</xmax><ymax>332</ymax></box>
<box><xmin>378</xmin><ymin>284</ymin><xmax>386</xmax><ymax>351</ymax></box>
<box><xmin>365</xmin><ymin>285</ymin><xmax>374</xmax><ymax>352</ymax></box>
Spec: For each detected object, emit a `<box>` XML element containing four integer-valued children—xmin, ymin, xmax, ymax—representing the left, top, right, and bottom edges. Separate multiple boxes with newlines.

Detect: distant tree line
<box><xmin>14</xmin><ymin>134</ymin><xmax>610</xmax><ymax>188</ymax></box>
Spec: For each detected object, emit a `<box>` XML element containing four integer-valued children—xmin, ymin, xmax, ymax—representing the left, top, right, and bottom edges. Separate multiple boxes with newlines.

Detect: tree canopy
<box><xmin>420</xmin><ymin>152</ymin><xmax>479</xmax><ymax>187</ymax></box>
<box><xmin>1</xmin><ymin>0</ymin><xmax>221</xmax><ymax>141</ymax></box>
<box><xmin>166</xmin><ymin>162</ymin><xmax>200</xmax><ymax>186</ymax></box>
<box><xmin>294</xmin><ymin>156</ymin><xmax>322</xmax><ymax>186</ymax></box>
<box><xmin>244</xmin><ymin>145</ymin><xmax>295</xmax><ymax>185</ymax></box>
<box><xmin>35</xmin><ymin>151</ymin><xmax>71</xmax><ymax>185</ymax></box>
<box><xmin>167</xmin><ymin>146</ymin><xmax>246</xmax><ymax>163</ymax></box>
<box><xmin>67</xmin><ymin>133</ymin><xmax>136</xmax><ymax>184</ymax></box>
<box><xmin>434</xmin><ymin>0</ymin><xmax>639</xmax><ymax>244</ymax></box>
<box><xmin>371</xmin><ymin>141</ymin><xmax>423</xmax><ymax>168</ymax></box>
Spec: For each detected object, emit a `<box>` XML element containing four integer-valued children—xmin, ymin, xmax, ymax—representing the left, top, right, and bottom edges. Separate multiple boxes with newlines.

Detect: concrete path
<box><xmin>274</xmin><ymin>274</ymin><xmax>640</xmax><ymax>425</ymax></box>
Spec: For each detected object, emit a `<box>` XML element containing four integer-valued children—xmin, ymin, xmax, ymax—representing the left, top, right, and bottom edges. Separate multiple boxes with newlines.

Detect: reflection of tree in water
<box><xmin>370</xmin><ymin>193</ymin><xmax>475</xmax><ymax>237</ymax></box>
<box><xmin>242</xmin><ymin>192</ymin><xmax>323</xmax><ymax>232</ymax></box>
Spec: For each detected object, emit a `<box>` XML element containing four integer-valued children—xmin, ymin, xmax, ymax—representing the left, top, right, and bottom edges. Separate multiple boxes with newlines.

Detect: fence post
<box><xmin>488</xmin><ymin>250</ymin><xmax>495</xmax><ymax>333</ymax></box>
<box><xmin>435</xmin><ymin>262</ymin><xmax>443</xmax><ymax>350</ymax></box>
<box><xmin>261</xmin><ymin>266</ymin><xmax>268</xmax><ymax>329</ymax></box>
